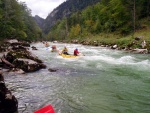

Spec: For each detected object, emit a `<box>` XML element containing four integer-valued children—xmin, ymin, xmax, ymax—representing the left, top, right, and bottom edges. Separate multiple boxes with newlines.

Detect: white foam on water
<box><xmin>117</xmin><ymin>56</ymin><xmax>150</xmax><ymax>68</ymax></box>
<box><xmin>32</xmin><ymin>42</ymin><xmax>150</xmax><ymax>71</ymax></box>
<box><xmin>133</xmin><ymin>59</ymin><xmax>150</xmax><ymax>70</ymax></box>
<box><xmin>83</xmin><ymin>55</ymin><xmax>115</xmax><ymax>63</ymax></box>
<box><xmin>117</xmin><ymin>56</ymin><xmax>136</xmax><ymax>64</ymax></box>
<box><xmin>137</xmin><ymin>59</ymin><xmax>150</xmax><ymax>65</ymax></box>
<box><xmin>82</xmin><ymin>53</ymin><xmax>150</xmax><ymax>71</ymax></box>
<box><xmin>96</xmin><ymin>63</ymin><xmax>103</xmax><ymax>69</ymax></box>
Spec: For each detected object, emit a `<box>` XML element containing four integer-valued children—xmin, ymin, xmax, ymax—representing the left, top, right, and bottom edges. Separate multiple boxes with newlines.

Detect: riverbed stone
<box><xmin>5</xmin><ymin>50</ymin><xmax>43</xmax><ymax>63</ymax></box>
<box><xmin>130</xmin><ymin>49</ymin><xmax>148</xmax><ymax>54</ymax></box>
<box><xmin>0</xmin><ymin>73</ymin><xmax>18</xmax><ymax>113</ymax></box>
<box><xmin>111</xmin><ymin>44</ymin><xmax>118</xmax><ymax>49</ymax></box>
<box><xmin>13</xmin><ymin>58</ymin><xmax>46</xmax><ymax>72</ymax></box>
<box><xmin>48</xmin><ymin>68</ymin><xmax>58</xmax><ymax>72</ymax></box>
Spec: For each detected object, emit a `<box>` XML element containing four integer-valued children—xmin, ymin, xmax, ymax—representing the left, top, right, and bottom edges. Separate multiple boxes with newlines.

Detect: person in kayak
<box><xmin>45</xmin><ymin>41</ymin><xmax>50</xmax><ymax>47</ymax></box>
<box><xmin>74</xmin><ymin>48</ymin><xmax>80</xmax><ymax>56</ymax></box>
<box><xmin>61</xmin><ymin>46</ymin><xmax>69</xmax><ymax>55</ymax></box>
<box><xmin>51</xmin><ymin>45</ymin><xmax>57</xmax><ymax>52</ymax></box>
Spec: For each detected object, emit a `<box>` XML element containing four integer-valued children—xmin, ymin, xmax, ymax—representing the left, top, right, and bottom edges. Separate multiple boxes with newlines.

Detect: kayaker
<box><xmin>61</xmin><ymin>46</ymin><xmax>69</xmax><ymax>55</ymax></box>
<box><xmin>51</xmin><ymin>45</ymin><xmax>57</xmax><ymax>52</ymax></box>
<box><xmin>45</xmin><ymin>42</ymin><xmax>50</xmax><ymax>47</ymax></box>
<box><xmin>74</xmin><ymin>48</ymin><xmax>79</xmax><ymax>56</ymax></box>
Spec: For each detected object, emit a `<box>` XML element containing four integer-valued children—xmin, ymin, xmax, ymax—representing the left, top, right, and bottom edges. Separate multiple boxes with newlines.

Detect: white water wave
<box><xmin>83</xmin><ymin>54</ymin><xmax>150</xmax><ymax>70</ymax></box>
<box><xmin>118</xmin><ymin>56</ymin><xmax>136</xmax><ymax>64</ymax></box>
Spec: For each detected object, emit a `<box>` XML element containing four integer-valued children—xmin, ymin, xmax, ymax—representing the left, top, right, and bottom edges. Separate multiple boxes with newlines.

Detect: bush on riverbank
<box><xmin>62</xmin><ymin>18</ymin><xmax>150</xmax><ymax>52</ymax></box>
<box><xmin>47</xmin><ymin>0</ymin><xmax>150</xmax><ymax>52</ymax></box>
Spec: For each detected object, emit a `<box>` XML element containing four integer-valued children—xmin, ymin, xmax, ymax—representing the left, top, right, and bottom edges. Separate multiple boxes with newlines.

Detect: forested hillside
<box><xmin>42</xmin><ymin>0</ymin><xmax>100</xmax><ymax>34</ymax></box>
<box><xmin>47</xmin><ymin>0</ymin><xmax>150</xmax><ymax>42</ymax></box>
<box><xmin>34</xmin><ymin>15</ymin><xmax>45</xmax><ymax>31</ymax></box>
<box><xmin>0</xmin><ymin>0</ymin><xmax>42</xmax><ymax>41</ymax></box>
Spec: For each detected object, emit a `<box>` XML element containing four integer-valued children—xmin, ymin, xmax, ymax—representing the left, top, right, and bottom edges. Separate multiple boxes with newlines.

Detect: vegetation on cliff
<box><xmin>41</xmin><ymin>0</ymin><xmax>100</xmax><ymax>34</ymax></box>
<box><xmin>0</xmin><ymin>0</ymin><xmax>42</xmax><ymax>41</ymax></box>
<box><xmin>0</xmin><ymin>0</ymin><xmax>150</xmax><ymax>51</ymax></box>
<box><xmin>47</xmin><ymin>0</ymin><xmax>150</xmax><ymax>51</ymax></box>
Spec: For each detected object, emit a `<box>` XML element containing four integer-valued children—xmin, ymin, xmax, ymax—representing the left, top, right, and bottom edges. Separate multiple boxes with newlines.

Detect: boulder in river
<box><xmin>0</xmin><ymin>40</ymin><xmax>46</xmax><ymax>73</ymax></box>
<box><xmin>0</xmin><ymin>72</ymin><xmax>18</xmax><ymax>113</ymax></box>
<box><xmin>48</xmin><ymin>68</ymin><xmax>58</xmax><ymax>72</ymax></box>
<box><xmin>13</xmin><ymin>58</ymin><xmax>46</xmax><ymax>72</ymax></box>
<box><xmin>5</xmin><ymin>50</ymin><xmax>43</xmax><ymax>63</ymax></box>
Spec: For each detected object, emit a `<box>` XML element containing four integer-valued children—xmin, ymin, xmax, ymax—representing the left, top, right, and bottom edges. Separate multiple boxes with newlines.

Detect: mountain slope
<box><xmin>34</xmin><ymin>15</ymin><xmax>45</xmax><ymax>30</ymax></box>
<box><xmin>37</xmin><ymin>0</ymin><xmax>101</xmax><ymax>34</ymax></box>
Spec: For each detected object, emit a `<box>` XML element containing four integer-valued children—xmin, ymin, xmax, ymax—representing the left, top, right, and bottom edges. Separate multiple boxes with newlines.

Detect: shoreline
<box><xmin>56</xmin><ymin>40</ymin><xmax>149</xmax><ymax>54</ymax></box>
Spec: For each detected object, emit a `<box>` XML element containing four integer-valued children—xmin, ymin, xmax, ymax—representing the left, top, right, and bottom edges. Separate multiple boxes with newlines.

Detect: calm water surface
<box><xmin>4</xmin><ymin>42</ymin><xmax>150</xmax><ymax>113</ymax></box>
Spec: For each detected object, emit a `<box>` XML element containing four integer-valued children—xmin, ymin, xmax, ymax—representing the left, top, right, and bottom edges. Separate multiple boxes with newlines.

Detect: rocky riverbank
<box><xmin>69</xmin><ymin>36</ymin><xmax>150</xmax><ymax>54</ymax></box>
<box><xmin>0</xmin><ymin>39</ymin><xmax>46</xmax><ymax>112</ymax></box>
<box><xmin>0</xmin><ymin>39</ymin><xmax>46</xmax><ymax>73</ymax></box>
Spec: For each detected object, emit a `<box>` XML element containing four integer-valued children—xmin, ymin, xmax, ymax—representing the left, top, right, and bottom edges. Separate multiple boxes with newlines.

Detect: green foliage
<box><xmin>42</xmin><ymin>0</ymin><xmax>100</xmax><ymax>34</ymax></box>
<box><xmin>48</xmin><ymin>0</ymin><xmax>149</xmax><ymax>42</ymax></box>
<box><xmin>47</xmin><ymin>19</ymin><xmax>67</xmax><ymax>41</ymax></box>
<box><xmin>69</xmin><ymin>24</ymin><xmax>81</xmax><ymax>38</ymax></box>
<box><xmin>0</xmin><ymin>0</ymin><xmax>42</xmax><ymax>41</ymax></box>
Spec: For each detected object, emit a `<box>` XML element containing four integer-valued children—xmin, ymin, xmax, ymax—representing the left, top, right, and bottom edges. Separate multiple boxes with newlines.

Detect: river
<box><xmin>3</xmin><ymin>42</ymin><xmax>150</xmax><ymax>113</ymax></box>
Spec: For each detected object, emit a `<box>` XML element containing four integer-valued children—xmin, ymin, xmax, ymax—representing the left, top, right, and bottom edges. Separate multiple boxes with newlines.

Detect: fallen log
<box><xmin>1</xmin><ymin>56</ymin><xmax>15</xmax><ymax>68</ymax></box>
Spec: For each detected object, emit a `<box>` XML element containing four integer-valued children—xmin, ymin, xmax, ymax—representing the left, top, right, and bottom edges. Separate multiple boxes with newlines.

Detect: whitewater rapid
<box><xmin>3</xmin><ymin>42</ymin><xmax>150</xmax><ymax>113</ymax></box>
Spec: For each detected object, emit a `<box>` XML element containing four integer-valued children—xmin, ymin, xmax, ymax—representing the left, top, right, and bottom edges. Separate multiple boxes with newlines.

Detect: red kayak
<box><xmin>34</xmin><ymin>104</ymin><xmax>55</xmax><ymax>113</ymax></box>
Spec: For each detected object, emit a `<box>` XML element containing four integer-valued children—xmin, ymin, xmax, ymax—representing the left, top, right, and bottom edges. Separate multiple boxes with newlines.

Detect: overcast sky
<box><xmin>18</xmin><ymin>0</ymin><xmax>66</xmax><ymax>19</ymax></box>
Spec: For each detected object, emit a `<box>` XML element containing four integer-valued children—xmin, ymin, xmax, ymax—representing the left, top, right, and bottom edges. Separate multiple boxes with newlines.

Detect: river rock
<box><xmin>111</xmin><ymin>44</ymin><xmax>118</xmax><ymax>49</ymax></box>
<box><xmin>0</xmin><ymin>59</ymin><xmax>2</xmax><ymax>67</ymax></box>
<box><xmin>135</xmin><ymin>36</ymin><xmax>143</xmax><ymax>41</ymax></box>
<box><xmin>13</xmin><ymin>58</ymin><xmax>46</xmax><ymax>72</ymax></box>
<box><xmin>1</xmin><ymin>43</ymin><xmax>46</xmax><ymax>72</ymax></box>
<box><xmin>0</xmin><ymin>39</ymin><xmax>30</xmax><ymax>52</ymax></box>
<box><xmin>31</xmin><ymin>46</ymin><xmax>38</xmax><ymax>50</ymax></box>
<box><xmin>53</xmin><ymin>40</ymin><xmax>58</xmax><ymax>43</ymax></box>
<box><xmin>141</xmin><ymin>40</ymin><xmax>146</xmax><ymax>48</ymax></box>
<box><xmin>131</xmin><ymin>49</ymin><xmax>148</xmax><ymax>54</ymax></box>
<box><xmin>71</xmin><ymin>39</ymin><xmax>78</xmax><ymax>43</ymax></box>
<box><xmin>0</xmin><ymin>72</ymin><xmax>18</xmax><ymax>113</ymax></box>
<box><xmin>5</xmin><ymin>50</ymin><xmax>43</xmax><ymax>63</ymax></box>
<box><xmin>9</xmin><ymin>68</ymin><xmax>25</xmax><ymax>74</ymax></box>
<box><xmin>0</xmin><ymin>46</ymin><xmax>7</xmax><ymax>52</ymax></box>
<box><xmin>6</xmin><ymin>39</ymin><xmax>18</xmax><ymax>43</ymax></box>
<box><xmin>11</xmin><ymin>45</ymin><xmax>27</xmax><ymax>51</ymax></box>
<box><xmin>48</xmin><ymin>68</ymin><xmax>58</xmax><ymax>72</ymax></box>
<box><xmin>6</xmin><ymin>39</ymin><xmax>30</xmax><ymax>47</ymax></box>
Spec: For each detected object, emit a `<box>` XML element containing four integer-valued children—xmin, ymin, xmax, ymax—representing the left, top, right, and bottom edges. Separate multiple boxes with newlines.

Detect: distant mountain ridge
<box><xmin>34</xmin><ymin>15</ymin><xmax>45</xmax><ymax>30</ymax></box>
<box><xmin>34</xmin><ymin>0</ymin><xmax>101</xmax><ymax>34</ymax></box>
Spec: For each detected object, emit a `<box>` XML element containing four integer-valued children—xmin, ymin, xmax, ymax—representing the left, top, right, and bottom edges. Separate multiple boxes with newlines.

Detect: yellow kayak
<box><xmin>60</xmin><ymin>54</ymin><xmax>79</xmax><ymax>58</ymax></box>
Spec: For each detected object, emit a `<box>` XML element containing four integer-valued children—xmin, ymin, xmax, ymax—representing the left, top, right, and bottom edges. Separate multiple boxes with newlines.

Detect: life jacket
<box><xmin>62</xmin><ymin>48</ymin><xmax>68</xmax><ymax>53</ymax></box>
<box><xmin>74</xmin><ymin>49</ymin><xmax>79</xmax><ymax>55</ymax></box>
